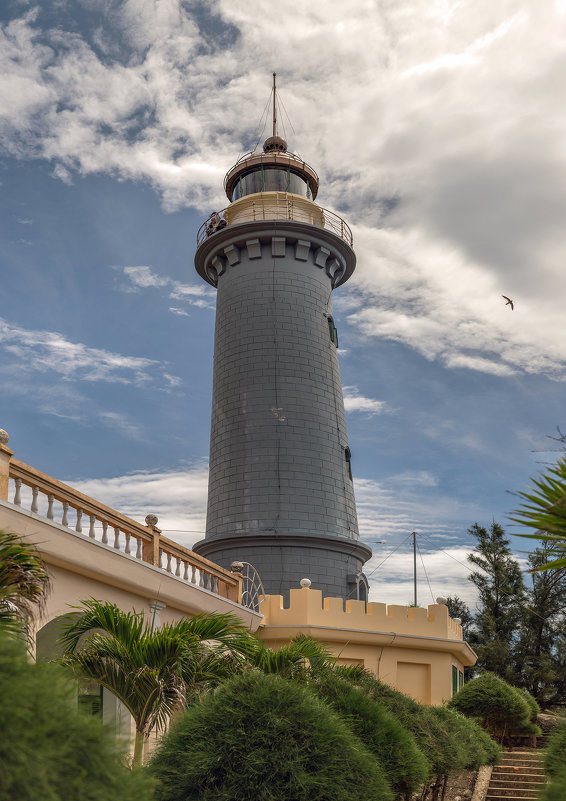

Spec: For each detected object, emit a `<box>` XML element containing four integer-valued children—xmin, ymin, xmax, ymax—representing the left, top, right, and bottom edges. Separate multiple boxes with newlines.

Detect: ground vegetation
<box><xmin>0</xmin><ymin>625</ymin><xmax>154</xmax><ymax>801</ymax></box>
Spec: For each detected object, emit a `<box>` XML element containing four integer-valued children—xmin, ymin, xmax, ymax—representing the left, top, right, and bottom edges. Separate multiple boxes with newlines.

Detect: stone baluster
<box><xmin>183</xmin><ymin>561</ymin><xmax>189</xmax><ymax>581</ymax></box>
<box><xmin>175</xmin><ymin>557</ymin><xmax>181</xmax><ymax>577</ymax></box>
<box><xmin>158</xmin><ymin>548</ymin><xmax>163</xmax><ymax>569</ymax></box>
<box><xmin>14</xmin><ymin>478</ymin><xmax>22</xmax><ymax>506</ymax></box>
<box><xmin>47</xmin><ymin>494</ymin><xmax>54</xmax><ymax>520</ymax></box>
<box><xmin>191</xmin><ymin>564</ymin><xmax>197</xmax><ymax>584</ymax></box>
<box><xmin>101</xmin><ymin>521</ymin><xmax>108</xmax><ymax>544</ymax></box>
<box><xmin>113</xmin><ymin>527</ymin><xmax>120</xmax><ymax>549</ymax></box>
<box><xmin>125</xmin><ymin>531</ymin><xmax>131</xmax><ymax>555</ymax></box>
<box><xmin>75</xmin><ymin>509</ymin><xmax>83</xmax><ymax>533</ymax></box>
<box><xmin>166</xmin><ymin>552</ymin><xmax>172</xmax><ymax>573</ymax></box>
<box><xmin>89</xmin><ymin>515</ymin><xmax>96</xmax><ymax>538</ymax></box>
<box><xmin>199</xmin><ymin>570</ymin><xmax>205</xmax><ymax>588</ymax></box>
<box><xmin>31</xmin><ymin>486</ymin><xmax>39</xmax><ymax>514</ymax></box>
<box><xmin>62</xmin><ymin>501</ymin><xmax>69</xmax><ymax>527</ymax></box>
<box><xmin>136</xmin><ymin>537</ymin><xmax>142</xmax><ymax>560</ymax></box>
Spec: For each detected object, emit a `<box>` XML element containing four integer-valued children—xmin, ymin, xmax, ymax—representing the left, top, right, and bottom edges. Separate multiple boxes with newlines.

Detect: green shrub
<box><xmin>544</xmin><ymin>721</ymin><xmax>566</xmax><ymax>778</ymax></box>
<box><xmin>336</xmin><ymin>669</ymin><xmax>457</xmax><ymax>777</ymax></box>
<box><xmin>334</xmin><ymin>666</ymin><xmax>499</xmax><ymax>779</ymax></box>
<box><xmin>449</xmin><ymin>672</ymin><xmax>532</xmax><ymax>742</ymax></box>
<box><xmin>312</xmin><ymin>672</ymin><xmax>430</xmax><ymax>798</ymax></box>
<box><xmin>428</xmin><ymin>706</ymin><xmax>500</xmax><ymax>771</ymax></box>
<box><xmin>150</xmin><ymin>671</ymin><xmax>393</xmax><ymax>801</ymax></box>
<box><xmin>521</xmin><ymin>688</ymin><xmax>541</xmax><ymax>722</ymax></box>
<box><xmin>539</xmin><ymin>766</ymin><xmax>566</xmax><ymax>800</ymax></box>
<box><xmin>0</xmin><ymin>627</ymin><xmax>153</xmax><ymax>801</ymax></box>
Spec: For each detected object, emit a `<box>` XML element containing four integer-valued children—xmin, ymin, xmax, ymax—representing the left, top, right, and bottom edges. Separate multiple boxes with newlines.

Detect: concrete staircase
<box><xmin>486</xmin><ymin>749</ymin><xmax>546</xmax><ymax>801</ymax></box>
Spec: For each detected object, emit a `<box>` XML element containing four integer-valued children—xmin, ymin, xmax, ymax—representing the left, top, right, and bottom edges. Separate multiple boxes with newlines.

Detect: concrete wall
<box><xmin>0</xmin><ymin>500</ymin><xmax>262</xmax><ymax>637</ymax></box>
<box><xmin>258</xmin><ymin>587</ymin><xmax>476</xmax><ymax>706</ymax></box>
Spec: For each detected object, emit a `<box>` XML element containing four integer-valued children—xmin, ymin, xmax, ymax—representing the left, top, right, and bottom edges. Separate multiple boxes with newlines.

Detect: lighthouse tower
<box><xmin>192</xmin><ymin>78</ymin><xmax>371</xmax><ymax>602</ymax></box>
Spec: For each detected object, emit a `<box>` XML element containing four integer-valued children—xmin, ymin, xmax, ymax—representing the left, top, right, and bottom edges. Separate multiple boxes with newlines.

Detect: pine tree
<box><xmin>466</xmin><ymin>522</ymin><xmax>525</xmax><ymax>678</ymax></box>
<box><xmin>511</xmin><ymin>546</ymin><xmax>566</xmax><ymax>704</ymax></box>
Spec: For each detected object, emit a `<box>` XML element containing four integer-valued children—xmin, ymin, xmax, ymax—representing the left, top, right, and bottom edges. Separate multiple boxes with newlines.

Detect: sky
<box><xmin>1</xmin><ymin>0</ymin><xmax>565</xmax><ymax>610</ymax></box>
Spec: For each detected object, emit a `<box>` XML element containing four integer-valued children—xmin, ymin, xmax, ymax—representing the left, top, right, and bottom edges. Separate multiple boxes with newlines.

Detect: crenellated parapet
<box><xmin>195</xmin><ymin>217</ymin><xmax>355</xmax><ymax>289</ymax></box>
<box><xmin>261</xmin><ymin>586</ymin><xmax>464</xmax><ymax>641</ymax></box>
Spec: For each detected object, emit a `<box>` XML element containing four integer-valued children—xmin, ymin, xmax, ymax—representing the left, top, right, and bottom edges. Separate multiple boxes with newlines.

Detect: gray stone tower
<box><xmin>192</xmin><ymin>98</ymin><xmax>371</xmax><ymax>601</ymax></box>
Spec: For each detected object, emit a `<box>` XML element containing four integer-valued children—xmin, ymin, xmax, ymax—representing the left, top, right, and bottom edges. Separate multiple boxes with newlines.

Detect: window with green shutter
<box><xmin>452</xmin><ymin>665</ymin><xmax>458</xmax><ymax>695</ymax></box>
<box><xmin>327</xmin><ymin>316</ymin><xmax>338</xmax><ymax>347</ymax></box>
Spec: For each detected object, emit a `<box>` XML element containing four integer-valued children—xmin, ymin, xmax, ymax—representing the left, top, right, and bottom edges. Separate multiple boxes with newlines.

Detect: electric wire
<box><xmin>250</xmin><ymin>91</ymin><xmax>272</xmax><ymax>153</ymax></box>
<box><xmin>416</xmin><ymin>530</ymin><xmax>552</xmax><ymax>623</ymax></box>
<box><xmin>343</xmin><ymin>533</ymin><xmax>413</xmax><ymax>601</ymax></box>
<box><xmin>360</xmin><ymin>532</ymin><xmax>414</xmax><ymax>582</ymax></box>
<box><xmin>416</xmin><ymin>538</ymin><xmax>436</xmax><ymax>604</ymax></box>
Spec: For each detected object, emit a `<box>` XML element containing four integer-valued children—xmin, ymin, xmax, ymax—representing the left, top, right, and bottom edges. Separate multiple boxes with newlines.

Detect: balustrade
<box><xmin>3</xmin><ymin>456</ymin><xmax>241</xmax><ymax>604</ymax></box>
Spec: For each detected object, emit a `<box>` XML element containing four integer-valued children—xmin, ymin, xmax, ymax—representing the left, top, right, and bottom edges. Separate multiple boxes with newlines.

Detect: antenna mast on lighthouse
<box><xmin>272</xmin><ymin>71</ymin><xmax>277</xmax><ymax>137</ymax></box>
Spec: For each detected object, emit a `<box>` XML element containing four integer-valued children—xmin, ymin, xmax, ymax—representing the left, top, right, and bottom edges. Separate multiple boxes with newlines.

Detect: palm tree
<box><xmin>0</xmin><ymin>529</ymin><xmax>49</xmax><ymax>633</ymax></box>
<box><xmin>247</xmin><ymin>633</ymin><xmax>334</xmax><ymax>680</ymax></box>
<box><xmin>60</xmin><ymin>600</ymin><xmax>253</xmax><ymax>768</ymax></box>
<box><xmin>512</xmin><ymin>456</ymin><xmax>566</xmax><ymax>570</ymax></box>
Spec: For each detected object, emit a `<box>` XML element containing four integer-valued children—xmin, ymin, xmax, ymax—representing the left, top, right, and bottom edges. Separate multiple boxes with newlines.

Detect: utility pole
<box><xmin>412</xmin><ymin>531</ymin><xmax>417</xmax><ymax>607</ymax></box>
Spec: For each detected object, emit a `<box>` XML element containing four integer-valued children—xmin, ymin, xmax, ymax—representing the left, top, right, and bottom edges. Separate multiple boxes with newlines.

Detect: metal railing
<box><xmin>197</xmin><ymin>198</ymin><xmax>353</xmax><ymax>248</ymax></box>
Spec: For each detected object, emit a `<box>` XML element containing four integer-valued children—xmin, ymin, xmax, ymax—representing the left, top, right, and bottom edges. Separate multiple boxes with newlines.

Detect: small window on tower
<box><xmin>327</xmin><ymin>316</ymin><xmax>339</xmax><ymax>347</ymax></box>
<box><xmin>344</xmin><ymin>446</ymin><xmax>352</xmax><ymax>481</ymax></box>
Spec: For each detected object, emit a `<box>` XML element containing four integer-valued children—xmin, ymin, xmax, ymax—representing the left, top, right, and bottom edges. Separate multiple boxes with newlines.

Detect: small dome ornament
<box><xmin>263</xmin><ymin>134</ymin><xmax>287</xmax><ymax>153</ymax></box>
<box><xmin>436</xmin><ymin>596</ymin><xmax>448</xmax><ymax>605</ymax></box>
<box><xmin>145</xmin><ymin>514</ymin><xmax>159</xmax><ymax>527</ymax></box>
<box><xmin>300</xmin><ymin>578</ymin><xmax>311</xmax><ymax>588</ymax></box>
<box><xmin>0</xmin><ymin>429</ymin><xmax>9</xmax><ymax>446</ymax></box>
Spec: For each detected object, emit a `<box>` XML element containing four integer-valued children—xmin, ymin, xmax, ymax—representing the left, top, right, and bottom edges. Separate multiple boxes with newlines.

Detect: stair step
<box><xmin>486</xmin><ymin>794</ymin><xmax>541</xmax><ymax>799</ymax></box>
<box><xmin>486</xmin><ymin>749</ymin><xmax>546</xmax><ymax>801</ymax></box>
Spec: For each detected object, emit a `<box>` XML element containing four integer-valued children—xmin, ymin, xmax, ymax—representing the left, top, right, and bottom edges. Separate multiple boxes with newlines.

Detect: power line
<box><xmin>416</xmin><ymin>539</ymin><xmax>436</xmax><ymax>605</ymax></box>
<box><xmin>416</xmin><ymin>531</ymin><xmax>552</xmax><ymax>623</ymax></box>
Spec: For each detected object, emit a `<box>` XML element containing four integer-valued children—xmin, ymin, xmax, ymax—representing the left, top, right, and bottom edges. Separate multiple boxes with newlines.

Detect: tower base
<box><xmin>192</xmin><ymin>532</ymin><xmax>372</xmax><ymax>604</ymax></box>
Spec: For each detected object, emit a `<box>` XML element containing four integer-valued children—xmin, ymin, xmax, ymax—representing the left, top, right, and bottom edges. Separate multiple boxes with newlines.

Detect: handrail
<box><xmin>6</xmin><ymin>458</ymin><xmax>241</xmax><ymax>603</ymax></box>
<box><xmin>197</xmin><ymin>198</ymin><xmax>353</xmax><ymax>249</ymax></box>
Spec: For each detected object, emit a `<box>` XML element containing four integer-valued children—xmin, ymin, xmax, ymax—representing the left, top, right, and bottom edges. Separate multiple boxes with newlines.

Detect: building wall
<box><xmin>258</xmin><ymin>587</ymin><xmax>474</xmax><ymax>706</ymax></box>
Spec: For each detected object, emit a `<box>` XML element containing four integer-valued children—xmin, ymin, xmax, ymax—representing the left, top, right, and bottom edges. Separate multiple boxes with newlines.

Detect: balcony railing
<box><xmin>197</xmin><ymin>193</ymin><xmax>353</xmax><ymax>248</ymax></box>
<box><xmin>3</xmin><ymin>456</ymin><xmax>241</xmax><ymax>603</ymax></box>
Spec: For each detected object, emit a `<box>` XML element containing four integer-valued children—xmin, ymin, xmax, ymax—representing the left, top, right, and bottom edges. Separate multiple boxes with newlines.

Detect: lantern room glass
<box><xmin>231</xmin><ymin>167</ymin><xmax>312</xmax><ymax>201</ymax></box>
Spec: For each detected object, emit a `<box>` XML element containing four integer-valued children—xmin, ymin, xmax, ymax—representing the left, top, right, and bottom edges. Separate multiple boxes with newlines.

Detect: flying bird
<box><xmin>502</xmin><ymin>295</ymin><xmax>514</xmax><ymax>310</ymax></box>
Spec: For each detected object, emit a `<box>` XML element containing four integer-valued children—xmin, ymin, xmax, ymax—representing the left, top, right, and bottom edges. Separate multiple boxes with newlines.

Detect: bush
<box><xmin>544</xmin><ymin>721</ymin><xmax>566</xmax><ymax>778</ymax></box>
<box><xmin>334</xmin><ymin>666</ymin><xmax>499</xmax><ymax>781</ymax></box>
<box><xmin>0</xmin><ymin>627</ymin><xmax>153</xmax><ymax>801</ymax></box>
<box><xmin>312</xmin><ymin>672</ymin><xmax>430</xmax><ymax>798</ymax></box>
<box><xmin>150</xmin><ymin>671</ymin><xmax>393</xmax><ymax>801</ymax></box>
<box><xmin>449</xmin><ymin>672</ymin><xmax>532</xmax><ymax>742</ymax></box>
<box><xmin>521</xmin><ymin>688</ymin><xmax>541</xmax><ymax>722</ymax></box>
<box><xmin>539</xmin><ymin>770</ymin><xmax>566</xmax><ymax>801</ymax></box>
<box><xmin>428</xmin><ymin>706</ymin><xmax>500</xmax><ymax>771</ymax></box>
<box><xmin>336</xmin><ymin>668</ymin><xmax>459</xmax><ymax>777</ymax></box>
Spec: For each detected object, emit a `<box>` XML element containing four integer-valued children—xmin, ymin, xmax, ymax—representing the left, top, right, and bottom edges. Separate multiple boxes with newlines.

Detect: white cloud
<box><xmin>366</xmin><ymin>545</ymin><xmax>479</xmax><ymax>607</ymax></box>
<box><xmin>1</xmin><ymin>2</ymin><xmax>566</xmax><ymax>381</ymax></box>
<box><xmin>66</xmin><ymin>464</ymin><xmax>209</xmax><ymax>550</ymax></box>
<box><xmin>118</xmin><ymin>266</ymin><xmax>215</xmax><ymax>310</ymax></box>
<box><xmin>343</xmin><ymin>386</ymin><xmax>387</xmax><ymax>414</ymax></box>
<box><xmin>123</xmin><ymin>265</ymin><xmax>168</xmax><ymax>288</ymax></box>
<box><xmin>354</xmin><ymin>472</ymin><xmax>482</xmax><ymax>541</ymax></box>
<box><xmin>0</xmin><ymin>316</ymin><xmax>181</xmax><ymax>387</ymax></box>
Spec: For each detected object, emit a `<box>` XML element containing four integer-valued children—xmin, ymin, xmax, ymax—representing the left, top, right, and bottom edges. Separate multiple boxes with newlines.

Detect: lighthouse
<box><xmin>192</xmin><ymin>77</ymin><xmax>371</xmax><ymax>602</ymax></box>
